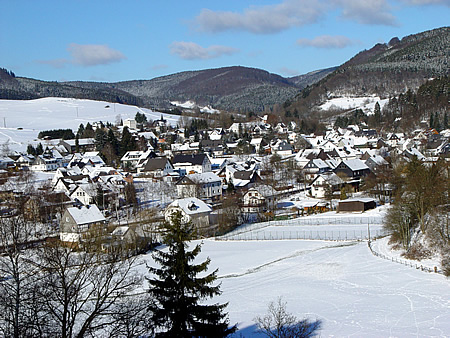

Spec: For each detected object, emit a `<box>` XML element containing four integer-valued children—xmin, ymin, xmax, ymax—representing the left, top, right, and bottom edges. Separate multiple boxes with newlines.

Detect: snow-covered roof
<box><xmin>168</xmin><ymin>197</ymin><xmax>212</xmax><ymax>215</ymax></box>
<box><xmin>311</xmin><ymin>172</ymin><xmax>344</xmax><ymax>186</ymax></box>
<box><xmin>184</xmin><ymin>172</ymin><xmax>221</xmax><ymax>184</ymax></box>
<box><xmin>66</xmin><ymin>205</ymin><xmax>105</xmax><ymax>225</ymax></box>
<box><xmin>368</xmin><ymin>155</ymin><xmax>388</xmax><ymax>166</ymax></box>
<box><xmin>112</xmin><ymin>226</ymin><xmax>130</xmax><ymax>236</ymax></box>
<box><xmin>342</xmin><ymin>159</ymin><xmax>369</xmax><ymax>171</ymax></box>
<box><xmin>339</xmin><ymin>197</ymin><xmax>375</xmax><ymax>203</ymax></box>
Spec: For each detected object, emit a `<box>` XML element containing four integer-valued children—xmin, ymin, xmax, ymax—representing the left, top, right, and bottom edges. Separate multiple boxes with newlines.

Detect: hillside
<box><xmin>283</xmin><ymin>26</ymin><xmax>450</xmax><ymax>117</ymax></box>
<box><xmin>66</xmin><ymin>66</ymin><xmax>335</xmax><ymax>113</ymax></box>
<box><xmin>0</xmin><ymin>66</ymin><xmax>335</xmax><ymax>114</ymax></box>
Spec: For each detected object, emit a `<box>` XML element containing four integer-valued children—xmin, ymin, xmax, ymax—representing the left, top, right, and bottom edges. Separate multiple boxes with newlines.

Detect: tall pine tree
<box><xmin>147</xmin><ymin>211</ymin><xmax>235</xmax><ymax>337</ymax></box>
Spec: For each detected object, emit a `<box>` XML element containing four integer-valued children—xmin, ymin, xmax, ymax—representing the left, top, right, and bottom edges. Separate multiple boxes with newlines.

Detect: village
<box><xmin>1</xmin><ymin>109</ymin><xmax>449</xmax><ymax>252</ymax></box>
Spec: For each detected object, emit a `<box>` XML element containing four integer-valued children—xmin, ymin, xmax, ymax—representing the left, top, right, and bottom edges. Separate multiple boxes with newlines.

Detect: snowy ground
<box><xmin>139</xmin><ymin>212</ymin><xmax>450</xmax><ymax>337</ymax></box>
<box><xmin>319</xmin><ymin>96</ymin><xmax>389</xmax><ymax>114</ymax></box>
<box><xmin>0</xmin><ymin>97</ymin><xmax>180</xmax><ymax>153</ymax></box>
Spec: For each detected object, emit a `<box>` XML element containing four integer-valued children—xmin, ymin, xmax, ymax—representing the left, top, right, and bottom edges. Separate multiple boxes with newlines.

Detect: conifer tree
<box><xmin>120</xmin><ymin>126</ymin><xmax>137</xmax><ymax>157</ymax></box>
<box><xmin>147</xmin><ymin>211</ymin><xmax>235</xmax><ymax>337</ymax></box>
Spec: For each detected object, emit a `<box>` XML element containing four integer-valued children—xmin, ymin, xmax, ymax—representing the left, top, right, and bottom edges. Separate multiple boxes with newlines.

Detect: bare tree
<box><xmin>0</xmin><ymin>216</ymin><xmax>44</xmax><ymax>338</ymax></box>
<box><xmin>106</xmin><ymin>294</ymin><xmax>154</xmax><ymax>338</ymax></box>
<box><xmin>254</xmin><ymin>297</ymin><xmax>322</xmax><ymax>338</ymax></box>
<box><xmin>35</xmin><ymin>241</ymin><xmax>143</xmax><ymax>338</ymax></box>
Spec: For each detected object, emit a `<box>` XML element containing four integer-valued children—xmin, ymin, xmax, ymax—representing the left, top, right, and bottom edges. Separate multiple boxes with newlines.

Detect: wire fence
<box><xmin>219</xmin><ymin>216</ymin><xmax>384</xmax><ymax>239</ymax></box>
<box><xmin>217</xmin><ymin>229</ymin><xmax>387</xmax><ymax>241</ymax></box>
<box><xmin>367</xmin><ymin>240</ymin><xmax>444</xmax><ymax>275</ymax></box>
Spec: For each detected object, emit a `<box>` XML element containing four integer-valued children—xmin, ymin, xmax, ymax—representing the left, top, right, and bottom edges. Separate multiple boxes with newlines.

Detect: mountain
<box><xmin>65</xmin><ymin>66</ymin><xmax>336</xmax><ymax>113</ymax></box>
<box><xmin>283</xmin><ymin>27</ymin><xmax>450</xmax><ymax>117</ymax></box>
<box><xmin>0</xmin><ymin>66</ymin><xmax>335</xmax><ymax>113</ymax></box>
<box><xmin>0</xmin><ymin>68</ymin><xmax>144</xmax><ymax>106</ymax></box>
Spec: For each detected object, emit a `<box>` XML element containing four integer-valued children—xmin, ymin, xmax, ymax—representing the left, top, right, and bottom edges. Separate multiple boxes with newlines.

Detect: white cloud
<box><xmin>170</xmin><ymin>42</ymin><xmax>238</xmax><ymax>60</ymax></box>
<box><xmin>194</xmin><ymin>0</ymin><xmax>326</xmax><ymax>34</ymax></box>
<box><xmin>333</xmin><ymin>0</ymin><xmax>398</xmax><ymax>25</ymax></box>
<box><xmin>401</xmin><ymin>0</ymin><xmax>450</xmax><ymax>5</ymax></box>
<box><xmin>297</xmin><ymin>35</ymin><xmax>358</xmax><ymax>48</ymax></box>
<box><xmin>67</xmin><ymin>44</ymin><xmax>126</xmax><ymax>66</ymax></box>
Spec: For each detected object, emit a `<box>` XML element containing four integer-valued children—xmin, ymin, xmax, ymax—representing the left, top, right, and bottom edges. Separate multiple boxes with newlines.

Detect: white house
<box><xmin>30</xmin><ymin>155</ymin><xmax>59</xmax><ymax>171</ymax></box>
<box><xmin>70</xmin><ymin>183</ymin><xmax>96</xmax><ymax>206</ymax></box>
<box><xmin>164</xmin><ymin>197</ymin><xmax>212</xmax><ymax>232</ymax></box>
<box><xmin>309</xmin><ymin>172</ymin><xmax>344</xmax><ymax>198</ymax></box>
<box><xmin>172</xmin><ymin>153</ymin><xmax>211</xmax><ymax>175</ymax></box>
<box><xmin>137</xmin><ymin>157</ymin><xmax>174</xmax><ymax>176</ymax></box>
<box><xmin>59</xmin><ymin>205</ymin><xmax>106</xmax><ymax>243</ymax></box>
<box><xmin>242</xmin><ymin>185</ymin><xmax>277</xmax><ymax>213</ymax></box>
<box><xmin>123</xmin><ymin>118</ymin><xmax>137</xmax><ymax>130</ymax></box>
<box><xmin>176</xmin><ymin>172</ymin><xmax>222</xmax><ymax>203</ymax></box>
<box><xmin>121</xmin><ymin>149</ymin><xmax>154</xmax><ymax>170</ymax></box>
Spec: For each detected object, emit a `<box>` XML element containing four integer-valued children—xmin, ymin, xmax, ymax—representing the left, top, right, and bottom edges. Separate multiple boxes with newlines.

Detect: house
<box><xmin>59</xmin><ymin>138</ymin><xmax>96</xmax><ymax>153</ymax></box>
<box><xmin>172</xmin><ymin>153</ymin><xmax>212</xmax><ymax>175</ymax></box>
<box><xmin>14</xmin><ymin>154</ymin><xmax>35</xmax><ymax>169</ymax></box>
<box><xmin>137</xmin><ymin>157</ymin><xmax>174</xmax><ymax>177</ymax></box>
<box><xmin>309</xmin><ymin>172</ymin><xmax>344</xmax><ymax>199</ymax></box>
<box><xmin>121</xmin><ymin>149</ymin><xmax>155</xmax><ymax>170</ymax></box>
<box><xmin>241</xmin><ymin>185</ymin><xmax>277</xmax><ymax>213</ymax></box>
<box><xmin>250</xmin><ymin>138</ymin><xmax>266</xmax><ymax>153</ymax></box>
<box><xmin>337</xmin><ymin>198</ymin><xmax>376</xmax><ymax>212</ymax></box>
<box><xmin>176</xmin><ymin>172</ymin><xmax>222</xmax><ymax>203</ymax></box>
<box><xmin>199</xmin><ymin>139</ymin><xmax>224</xmax><ymax>156</ymax></box>
<box><xmin>123</xmin><ymin>118</ymin><xmax>137</xmax><ymax>130</ymax></box>
<box><xmin>0</xmin><ymin>156</ymin><xmax>15</xmax><ymax>170</ymax></box>
<box><xmin>59</xmin><ymin>205</ymin><xmax>107</xmax><ymax>243</ymax></box>
<box><xmin>364</xmin><ymin>155</ymin><xmax>389</xmax><ymax>173</ymax></box>
<box><xmin>23</xmin><ymin>191</ymin><xmax>72</xmax><ymax>222</ymax></box>
<box><xmin>303</xmin><ymin>159</ymin><xmax>333</xmax><ymax>180</ymax></box>
<box><xmin>334</xmin><ymin>159</ymin><xmax>370</xmax><ymax>179</ymax></box>
<box><xmin>217</xmin><ymin>163</ymin><xmax>261</xmax><ymax>189</ymax></box>
<box><xmin>271</xmin><ymin>139</ymin><xmax>293</xmax><ymax>156</ymax></box>
<box><xmin>70</xmin><ymin>183</ymin><xmax>97</xmax><ymax>206</ymax></box>
<box><xmin>164</xmin><ymin>197</ymin><xmax>213</xmax><ymax>233</ymax></box>
<box><xmin>208</xmin><ymin>128</ymin><xmax>224</xmax><ymax>141</ymax></box>
<box><xmin>30</xmin><ymin>155</ymin><xmax>59</xmax><ymax>171</ymax></box>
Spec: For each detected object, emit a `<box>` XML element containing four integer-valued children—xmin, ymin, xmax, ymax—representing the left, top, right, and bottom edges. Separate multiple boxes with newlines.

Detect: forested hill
<box><xmin>66</xmin><ymin>66</ymin><xmax>336</xmax><ymax>113</ymax></box>
<box><xmin>282</xmin><ymin>26</ymin><xmax>450</xmax><ymax>117</ymax></box>
<box><xmin>0</xmin><ymin>68</ymin><xmax>144</xmax><ymax>106</ymax></box>
<box><xmin>0</xmin><ymin>66</ymin><xmax>335</xmax><ymax>113</ymax></box>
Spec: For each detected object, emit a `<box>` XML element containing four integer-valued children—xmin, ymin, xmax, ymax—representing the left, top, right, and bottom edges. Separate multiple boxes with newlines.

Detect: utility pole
<box><xmin>3</xmin><ymin>117</ymin><xmax>5</xmax><ymax>128</ymax></box>
<box><xmin>76</xmin><ymin>107</ymin><xmax>79</xmax><ymax>118</ymax></box>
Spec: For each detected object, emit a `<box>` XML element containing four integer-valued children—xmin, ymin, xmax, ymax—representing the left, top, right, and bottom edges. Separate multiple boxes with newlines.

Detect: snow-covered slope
<box><xmin>170</xmin><ymin>100</ymin><xmax>220</xmax><ymax>114</ymax></box>
<box><xmin>319</xmin><ymin>96</ymin><xmax>389</xmax><ymax>114</ymax></box>
<box><xmin>141</xmin><ymin>235</ymin><xmax>450</xmax><ymax>337</ymax></box>
<box><xmin>0</xmin><ymin>97</ymin><xmax>180</xmax><ymax>153</ymax></box>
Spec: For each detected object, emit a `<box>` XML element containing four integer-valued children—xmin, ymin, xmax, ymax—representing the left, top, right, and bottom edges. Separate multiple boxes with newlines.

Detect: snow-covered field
<box><xmin>319</xmin><ymin>96</ymin><xmax>389</xmax><ymax>114</ymax></box>
<box><xmin>170</xmin><ymin>100</ymin><xmax>220</xmax><ymax>114</ymax></box>
<box><xmin>140</xmin><ymin>212</ymin><xmax>450</xmax><ymax>337</ymax></box>
<box><xmin>0</xmin><ymin>97</ymin><xmax>180</xmax><ymax>153</ymax></box>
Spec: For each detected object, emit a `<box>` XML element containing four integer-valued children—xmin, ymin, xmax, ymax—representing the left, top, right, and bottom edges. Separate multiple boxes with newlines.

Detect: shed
<box><xmin>337</xmin><ymin>198</ymin><xmax>376</xmax><ymax>213</ymax></box>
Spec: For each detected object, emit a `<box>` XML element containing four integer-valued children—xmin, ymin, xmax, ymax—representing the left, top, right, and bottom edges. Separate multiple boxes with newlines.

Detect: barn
<box><xmin>337</xmin><ymin>198</ymin><xmax>376</xmax><ymax>213</ymax></box>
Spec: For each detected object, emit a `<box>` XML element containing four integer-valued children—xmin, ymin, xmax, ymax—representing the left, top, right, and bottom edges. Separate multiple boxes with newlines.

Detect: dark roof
<box><xmin>233</xmin><ymin>170</ymin><xmax>254</xmax><ymax>180</ymax></box>
<box><xmin>200</xmin><ymin>139</ymin><xmax>223</xmax><ymax>148</ymax></box>
<box><xmin>142</xmin><ymin>157</ymin><xmax>171</xmax><ymax>171</ymax></box>
<box><xmin>172</xmin><ymin>154</ymin><xmax>208</xmax><ymax>165</ymax></box>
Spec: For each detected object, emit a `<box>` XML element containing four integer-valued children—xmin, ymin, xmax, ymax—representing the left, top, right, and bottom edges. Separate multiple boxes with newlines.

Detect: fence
<box><xmin>217</xmin><ymin>229</ymin><xmax>386</xmax><ymax>241</ymax></box>
<box><xmin>218</xmin><ymin>216</ymin><xmax>384</xmax><ymax>239</ymax></box>
<box><xmin>367</xmin><ymin>240</ymin><xmax>443</xmax><ymax>275</ymax></box>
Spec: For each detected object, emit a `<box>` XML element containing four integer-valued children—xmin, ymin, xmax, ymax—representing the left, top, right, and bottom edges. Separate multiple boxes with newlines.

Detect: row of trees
<box><xmin>383</xmin><ymin>157</ymin><xmax>449</xmax><ymax>274</ymax></box>
<box><xmin>0</xmin><ymin>210</ymin><xmax>237</xmax><ymax>337</ymax></box>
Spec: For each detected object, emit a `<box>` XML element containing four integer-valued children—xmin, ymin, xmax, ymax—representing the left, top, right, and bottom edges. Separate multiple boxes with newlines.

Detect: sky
<box><xmin>1</xmin><ymin>0</ymin><xmax>449</xmax><ymax>82</ymax></box>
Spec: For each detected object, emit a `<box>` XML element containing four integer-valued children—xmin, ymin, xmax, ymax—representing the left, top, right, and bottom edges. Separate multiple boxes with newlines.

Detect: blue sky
<box><xmin>1</xmin><ymin>0</ymin><xmax>448</xmax><ymax>82</ymax></box>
